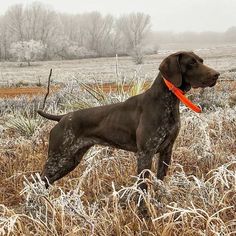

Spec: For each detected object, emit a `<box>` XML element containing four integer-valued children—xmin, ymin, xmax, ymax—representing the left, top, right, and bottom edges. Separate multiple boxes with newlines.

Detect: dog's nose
<box><xmin>213</xmin><ymin>72</ymin><xmax>220</xmax><ymax>79</ymax></box>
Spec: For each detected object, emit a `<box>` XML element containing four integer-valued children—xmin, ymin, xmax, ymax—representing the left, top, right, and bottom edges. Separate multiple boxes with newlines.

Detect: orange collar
<box><xmin>163</xmin><ymin>77</ymin><xmax>202</xmax><ymax>113</ymax></box>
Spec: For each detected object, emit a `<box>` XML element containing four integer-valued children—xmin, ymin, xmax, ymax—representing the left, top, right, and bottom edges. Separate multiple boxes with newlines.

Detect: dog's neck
<box><xmin>145</xmin><ymin>73</ymin><xmax>180</xmax><ymax>112</ymax></box>
<box><xmin>147</xmin><ymin>73</ymin><xmax>202</xmax><ymax>113</ymax></box>
<box><xmin>145</xmin><ymin>73</ymin><xmax>180</xmax><ymax>117</ymax></box>
<box><xmin>149</xmin><ymin>73</ymin><xmax>179</xmax><ymax>99</ymax></box>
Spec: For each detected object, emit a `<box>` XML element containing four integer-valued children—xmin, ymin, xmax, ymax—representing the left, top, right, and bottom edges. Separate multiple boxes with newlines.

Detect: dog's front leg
<box><xmin>156</xmin><ymin>143</ymin><xmax>173</xmax><ymax>180</ymax></box>
<box><xmin>137</xmin><ymin>151</ymin><xmax>153</xmax><ymax>192</ymax></box>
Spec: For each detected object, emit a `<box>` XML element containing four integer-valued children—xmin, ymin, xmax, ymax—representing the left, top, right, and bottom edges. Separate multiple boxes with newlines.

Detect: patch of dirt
<box><xmin>0</xmin><ymin>82</ymin><xmax>151</xmax><ymax>98</ymax></box>
<box><xmin>1</xmin><ymin>79</ymin><xmax>234</xmax><ymax>99</ymax></box>
<box><xmin>0</xmin><ymin>86</ymin><xmax>60</xmax><ymax>98</ymax></box>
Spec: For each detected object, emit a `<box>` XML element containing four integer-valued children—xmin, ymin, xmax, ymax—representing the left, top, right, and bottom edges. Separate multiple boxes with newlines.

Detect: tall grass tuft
<box><xmin>6</xmin><ymin>112</ymin><xmax>43</xmax><ymax>138</ymax></box>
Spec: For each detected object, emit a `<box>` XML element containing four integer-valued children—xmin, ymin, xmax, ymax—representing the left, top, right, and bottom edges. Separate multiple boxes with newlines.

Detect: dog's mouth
<box><xmin>180</xmin><ymin>80</ymin><xmax>191</xmax><ymax>92</ymax></box>
<box><xmin>209</xmin><ymin>80</ymin><xmax>217</xmax><ymax>87</ymax></box>
<box><xmin>204</xmin><ymin>79</ymin><xmax>217</xmax><ymax>88</ymax></box>
<box><xmin>204</xmin><ymin>78</ymin><xmax>217</xmax><ymax>87</ymax></box>
<box><xmin>192</xmin><ymin>78</ymin><xmax>217</xmax><ymax>88</ymax></box>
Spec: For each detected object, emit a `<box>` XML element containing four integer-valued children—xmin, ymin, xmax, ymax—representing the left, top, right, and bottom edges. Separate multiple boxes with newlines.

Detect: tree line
<box><xmin>0</xmin><ymin>2</ymin><xmax>235</xmax><ymax>64</ymax></box>
<box><xmin>0</xmin><ymin>2</ymin><xmax>151</xmax><ymax>62</ymax></box>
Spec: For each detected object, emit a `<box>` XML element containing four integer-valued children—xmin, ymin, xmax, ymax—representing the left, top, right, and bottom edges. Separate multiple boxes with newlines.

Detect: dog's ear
<box><xmin>159</xmin><ymin>54</ymin><xmax>182</xmax><ymax>87</ymax></box>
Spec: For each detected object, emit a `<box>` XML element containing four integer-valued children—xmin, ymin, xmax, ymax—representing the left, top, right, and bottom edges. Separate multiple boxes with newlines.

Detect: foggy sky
<box><xmin>1</xmin><ymin>0</ymin><xmax>235</xmax><ymax>32</ymax></box>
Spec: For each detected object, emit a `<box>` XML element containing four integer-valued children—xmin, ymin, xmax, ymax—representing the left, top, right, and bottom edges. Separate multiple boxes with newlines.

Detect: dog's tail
<box><xmin>37</xmin><ymin>109</ymin><xmax>64</xmax><ymax>122</ymax></box>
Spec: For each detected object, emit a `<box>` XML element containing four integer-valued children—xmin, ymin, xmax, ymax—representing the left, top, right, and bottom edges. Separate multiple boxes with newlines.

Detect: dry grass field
<box><xmin>0</xmin><ymin>46</ymin><xmax>236</xmax><ymax>235</ymax></box>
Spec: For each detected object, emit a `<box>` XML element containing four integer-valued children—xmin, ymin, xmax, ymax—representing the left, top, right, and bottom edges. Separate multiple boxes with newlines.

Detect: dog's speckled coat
<box><xmin>38</xmin><ymin>51</ymin><xmax>220</xmax><ymax>190</ymax></box>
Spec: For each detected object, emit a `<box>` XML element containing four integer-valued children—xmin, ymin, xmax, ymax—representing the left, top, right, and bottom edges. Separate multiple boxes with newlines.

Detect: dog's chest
<box><xmin>148</xmin><ymin>111</ymin><xmax>180</xmax><ymax>152</ymax></box>
<box><xmin>164</xmin><ymin>119</ymin><xmax>180</xmax><ymax>141</ymax></box>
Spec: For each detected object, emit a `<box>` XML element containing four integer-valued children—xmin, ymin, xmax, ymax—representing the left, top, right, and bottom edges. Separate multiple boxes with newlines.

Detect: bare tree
<box><xmin>117</xmin><ymin>12</ymin><xmax>151</xmax><ymax>51</ymax></box>
<box><xmin>5</xmin><ymin>4</ymin><xmax>25</xmax><ymax>41</ymax></box>
<box><xmin>23</xmin><ymin>2</ymin><xmax>61</xmax><ymax>59</ymax></box>
<box><xmin>109</xmin><ymin>30</ymin><xmax>124</xmax><ymax>55</ymax></box>
<box><xmin>0</xmin><ymin>16</ymin><xmax>11</xmax><ymax>60</ymax></box>
<box><xmin>23</xmin><ymin>2</ymin><xmax>58</xmax><ymax>43</ymax></box>
<box><xmin>59</xmin><ymin>14</ymin><xmax>85</xmax><ymax>46</ymax></box>
<box><xmin>83</xmin><ymin>12</ymin><xmax>114</xmax><ymax>56</ymax></box>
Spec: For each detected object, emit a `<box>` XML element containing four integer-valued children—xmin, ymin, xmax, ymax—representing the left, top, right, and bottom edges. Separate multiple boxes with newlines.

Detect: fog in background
<box><xmin>0</xmin><ymin>0</ymin><xmax>235</xmax><ymax>62</ymax></box>
<box><xmin>1</xmin><ymin>0</ymin><xmax>236</xmax><ymax>32</ymax></box>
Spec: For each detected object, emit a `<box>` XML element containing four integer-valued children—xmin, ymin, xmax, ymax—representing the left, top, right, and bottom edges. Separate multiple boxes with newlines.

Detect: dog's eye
<box><xmin>189</xmin><ymin>60</ymin><xmax>197</xmax><ymax>66</ymax></box>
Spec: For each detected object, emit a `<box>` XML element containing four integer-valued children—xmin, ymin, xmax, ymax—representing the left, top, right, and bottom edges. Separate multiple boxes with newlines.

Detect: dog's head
<box><xmin>159</xmin><ymin>51</ymin><xmax>220</xmax><ymax>91</ymax></box>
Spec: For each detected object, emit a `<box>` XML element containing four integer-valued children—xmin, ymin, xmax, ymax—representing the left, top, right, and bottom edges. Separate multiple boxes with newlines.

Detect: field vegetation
<box><xmin>0</xmin><ymin>51</ymin><xmax>236</xmax><ymax>235</ymax></box>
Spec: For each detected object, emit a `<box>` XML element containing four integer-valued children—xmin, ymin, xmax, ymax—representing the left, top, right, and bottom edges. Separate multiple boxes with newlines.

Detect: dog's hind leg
<box><xmin>41</xmin><ymin>144</ymin><xmax>92</xmax><ymax>188</ymax></box>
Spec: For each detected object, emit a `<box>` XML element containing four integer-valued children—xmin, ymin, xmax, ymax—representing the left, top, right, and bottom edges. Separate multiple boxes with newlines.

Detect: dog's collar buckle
<box><xmin>163</xmin><ymin>77</ymin><xmax>202</xmax><ymax>113</ymax></box>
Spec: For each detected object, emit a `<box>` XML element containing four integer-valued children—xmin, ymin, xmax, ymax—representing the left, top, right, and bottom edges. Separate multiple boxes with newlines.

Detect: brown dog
<box><xmin>38</xmin><ymin>51</ymin><xmax>220</xmax><ymax>190</ymax></box>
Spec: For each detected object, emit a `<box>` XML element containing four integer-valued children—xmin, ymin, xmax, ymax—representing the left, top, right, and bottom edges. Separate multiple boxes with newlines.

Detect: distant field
<box><xmin>1</xmin><ymin>43</ymin><xmax>236</xmax><ymax>88</ymax></box>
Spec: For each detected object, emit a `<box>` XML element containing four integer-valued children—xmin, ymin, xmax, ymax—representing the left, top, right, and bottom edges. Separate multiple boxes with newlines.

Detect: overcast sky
<box><xmin>0</xmin><ymin>0</ymin><xmax>235</xmax><ymax>32</ymax></box>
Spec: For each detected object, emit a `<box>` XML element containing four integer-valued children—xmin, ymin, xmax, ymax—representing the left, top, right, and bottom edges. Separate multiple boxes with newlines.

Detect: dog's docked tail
<box><xmin>37</xmin><ymin>109</ymin><xmax>64</xmax><ymax>122</ymax></box>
